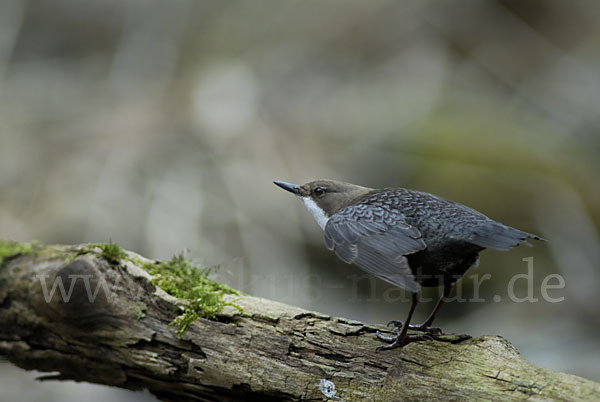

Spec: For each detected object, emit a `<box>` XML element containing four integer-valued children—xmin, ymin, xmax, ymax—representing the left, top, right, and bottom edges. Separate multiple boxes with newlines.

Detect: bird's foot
<box><xmin>376</xmin><ymin>333</ymin><xmax>434</xmax><ymax>351</ymax></box>
<box><xmin>375</xmin><ymin>321</ymin><xmax>434</xmax><ymax>350</ymax></box>
<box><xmin>380</xmin><ymin>320</ymin><xmax>443</xmax><ymax>335</ymax></box>
<box><xmin>376</xmin><ymin>320</ymin><xmax>470</xmax><ymax>349</ymax></box>
<box><xmin>376</xmin><ymin>322</ymin><xmax>402</xmax><ymax>343</ymax></box>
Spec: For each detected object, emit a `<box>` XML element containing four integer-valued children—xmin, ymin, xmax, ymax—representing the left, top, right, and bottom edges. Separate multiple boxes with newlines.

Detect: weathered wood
<box><xmin>0</xmin><ymin>243</ymin><xmax>598</xmax><ymax>401</ymax></box>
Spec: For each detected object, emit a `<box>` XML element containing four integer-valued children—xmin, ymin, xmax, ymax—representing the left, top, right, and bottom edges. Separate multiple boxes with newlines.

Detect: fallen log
<box><xmin>0</xmin><ymin>242</ymin><xmax>598</xmax><ymax>401</ymax></box>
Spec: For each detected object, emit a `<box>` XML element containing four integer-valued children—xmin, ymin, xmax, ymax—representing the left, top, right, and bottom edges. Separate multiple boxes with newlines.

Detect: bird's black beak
<box><xmin>274</xmin><ymin>180</ymin><xmax>300</xmax><ymax>195</ymax></box>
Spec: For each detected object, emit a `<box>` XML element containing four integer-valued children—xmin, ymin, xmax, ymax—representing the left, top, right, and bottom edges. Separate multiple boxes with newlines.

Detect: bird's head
<box><xmin>274</xmin><ymin>179</ymin><xmax>372</xmax><ymax>229</ymax></box>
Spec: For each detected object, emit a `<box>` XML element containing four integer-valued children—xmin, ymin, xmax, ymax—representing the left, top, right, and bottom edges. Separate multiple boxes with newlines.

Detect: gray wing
<box><xmin>443</xmin><ymin>201</ymin><xmax>545</xmax><ymax>251</ymax></box>
<box><xmin>323</xmin><ymin>204</ymin><xmax>427</xmax><ymax>293</ymax></box>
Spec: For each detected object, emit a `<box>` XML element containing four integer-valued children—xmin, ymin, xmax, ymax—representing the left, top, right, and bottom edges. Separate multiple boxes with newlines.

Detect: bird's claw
<box><xmin>386</xmin><ymin>320</ymin><xmax>404</xmax><ymax>328</ymax></box>
<box><xmin>376</xmin><ymin>334</ymin><xmax>434</xmax><ymax>351</ymax></box>
<box><xmin>377</xmin><ymin>323</ymin><xmax>403</xmax><ymax>343</ymax></box>
<box><xmin>376</xmin><ymin>329</ymin><xmax>398</xmax><ymax>343</ymax></box>
<box><xmin>377</xmin><ymin>319</ymin><xmax>443</xmax><ymax>349</ymax></box>
<box><xmin>385</xmin><ymin>320</ymin><xmax>443</xmax><ymax>335</ymax></box>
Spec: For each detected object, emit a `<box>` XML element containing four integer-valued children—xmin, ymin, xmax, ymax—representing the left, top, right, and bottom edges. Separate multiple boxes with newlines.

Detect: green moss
<box><xmin>129</xmin><ymin>301</ymin><xmax>147</xmax><ymax>320</ymax></box>
<box><xmin>0</xmin><ymin>240</ymin><xmax>33</xmax><ymax>266</ymax></box>
<box><xmin>69</xmin><ymin>242</ymin><xmax>128</xmax><ymax>265</ymax></box>
<box><xmin>142</xmin><ymin>253</ymin><xmax>243</xmax><ymax>334</ymax></box>
<box><xmin>93</xmin><ymin>242</ymin><xmax>127</xmax><ymax>264</ymax></box>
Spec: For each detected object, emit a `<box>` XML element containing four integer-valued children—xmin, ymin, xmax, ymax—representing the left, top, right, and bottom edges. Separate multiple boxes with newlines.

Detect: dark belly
<box><xmin>406</xmin><ymin>241</ymin><xmax>483</xmax><ymax>287</ymax></box>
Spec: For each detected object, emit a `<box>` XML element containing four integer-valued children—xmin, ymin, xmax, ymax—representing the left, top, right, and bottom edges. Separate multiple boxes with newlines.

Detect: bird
<box><xmin>274</xmin><ymin>179</ymin><xmax>545</xmax><ymax>350</ymax></box>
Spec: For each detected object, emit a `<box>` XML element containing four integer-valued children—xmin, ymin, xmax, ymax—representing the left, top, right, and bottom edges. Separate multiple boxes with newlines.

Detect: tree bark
<box><xmin>0</xmin><ymin>243</ymin><xmax>598</xmax><ymax>401</ymax></box>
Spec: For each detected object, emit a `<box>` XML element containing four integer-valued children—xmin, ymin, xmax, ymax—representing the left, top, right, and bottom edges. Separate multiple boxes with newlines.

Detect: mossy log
<box><xmin>0</xmin><ymin>242</ymin><xmax>598</xmax><ymax>401</ymax></box>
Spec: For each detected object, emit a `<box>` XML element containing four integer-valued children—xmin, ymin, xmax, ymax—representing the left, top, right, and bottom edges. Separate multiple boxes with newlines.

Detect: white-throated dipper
<box><xmin>274</xmin><ymin>179</ymin><xmax>544</xmax><ymax>350</ymax></box>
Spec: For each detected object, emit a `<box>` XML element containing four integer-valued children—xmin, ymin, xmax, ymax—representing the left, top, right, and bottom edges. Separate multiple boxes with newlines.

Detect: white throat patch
<box><xmin>301</xmin><ymin>197</ymin><xmax>329</xmax><ymax>230</ymax></box>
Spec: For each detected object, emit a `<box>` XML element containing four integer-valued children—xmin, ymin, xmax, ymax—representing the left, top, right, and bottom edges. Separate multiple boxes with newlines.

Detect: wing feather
<box><xmin>465</xmin><ymin>222</ymin><xmax>545</xmax><ymax>250</ymax></box>
<box><xmin>324</xmin><ymin>204</ymin><xmax>426</xmax><ymax>292</ymax></box>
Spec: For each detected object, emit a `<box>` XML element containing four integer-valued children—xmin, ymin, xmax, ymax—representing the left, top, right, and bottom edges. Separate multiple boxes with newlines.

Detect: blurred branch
<box><xmin>0</xmin><ymin>243</ymin><xmax>598</xmax><ymax>401</ymax></box>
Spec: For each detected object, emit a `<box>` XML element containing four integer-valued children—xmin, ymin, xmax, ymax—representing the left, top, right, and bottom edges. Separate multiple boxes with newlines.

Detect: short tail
<box><xmin>468</xmin><ymin>222</ymin><xmax>545</xmax><ymax>251</ymax></box>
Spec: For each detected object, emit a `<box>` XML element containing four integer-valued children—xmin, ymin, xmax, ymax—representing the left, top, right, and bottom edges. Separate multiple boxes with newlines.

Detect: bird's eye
<box><xmin>314</xmin><ymin>187</ymin><xmax>325</xmax><ymax>197</ymax></box>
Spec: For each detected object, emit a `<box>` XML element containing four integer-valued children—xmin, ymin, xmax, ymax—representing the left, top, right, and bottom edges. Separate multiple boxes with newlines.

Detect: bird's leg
<box><xmin>407</xmin><ymin>283</ymin><xmax>454</xmax><ymax>335</ymax></box>
<box><xmin>376</xmin><ymin>292</ymin><xmax>433</xmax><ymax>350</ymax></box>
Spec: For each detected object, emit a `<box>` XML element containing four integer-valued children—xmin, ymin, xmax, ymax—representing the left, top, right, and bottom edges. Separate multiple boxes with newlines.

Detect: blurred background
<box><xmin>1</xmin><ymin>0</ymin><xmax>599</xmax><ymax>400</ymax></box>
